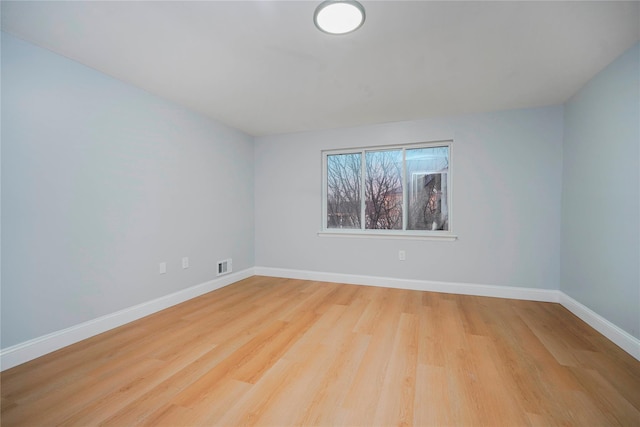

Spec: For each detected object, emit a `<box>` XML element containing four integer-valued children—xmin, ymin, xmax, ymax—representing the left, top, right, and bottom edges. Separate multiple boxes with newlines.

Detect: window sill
<box><xmin>317</xmin><ymin>230</ymin><xmax>458</xmax><ymax>241</ymax></box>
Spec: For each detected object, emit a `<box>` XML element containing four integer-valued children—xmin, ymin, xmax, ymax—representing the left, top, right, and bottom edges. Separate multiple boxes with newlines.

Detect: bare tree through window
<box><xmin>365</xmin><ymin>150</ymin><xmax>403</xmax><ymax>229</ymax></box>
<box><xmin>327</xmin><ymin>153</ymin><xmax>361</xmax><ymax>228</ymax></box>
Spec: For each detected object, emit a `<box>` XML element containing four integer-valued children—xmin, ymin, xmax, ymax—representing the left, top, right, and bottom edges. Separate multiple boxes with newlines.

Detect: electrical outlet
<box><xmin>399</xmin><ymin>250</ymin><xmax>406</xmax><ymax>261</ymax></box>
<box><xmin>182</xmin><ymin>257</ymin><xmax>189</xmax><ymax>269</ymax></box>
<box><xmin>159</xmin><ymin>262</ymin><xmax>167</xmax><ymax>274</ymax></box>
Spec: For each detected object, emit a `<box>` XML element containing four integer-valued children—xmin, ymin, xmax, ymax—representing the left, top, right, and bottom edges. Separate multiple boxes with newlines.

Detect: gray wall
<box><xmin>255</xmin><ymin>106</ymin><xmax>564</xmax><ymax>290</ymax></box>
<box><xmin>561</xmin><ymin>42</ymin><xmax>640</xmax><ymax>340</ymax></box>
<box><xmin>1</xmin><ymin>33</ymin><xmax>255</xmax><ymax>348</ymax></box>
<box><xmin>3</xmin><ymin>32</ymin><xmax>637</xmax><ymax>352</ymax></box>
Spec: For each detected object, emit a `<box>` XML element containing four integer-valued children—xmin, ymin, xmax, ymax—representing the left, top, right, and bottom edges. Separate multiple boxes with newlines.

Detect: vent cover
<box><xmin>217</xmin><ymin>258</ymin><xmax>232</xmax><ymax>276</ymax></box>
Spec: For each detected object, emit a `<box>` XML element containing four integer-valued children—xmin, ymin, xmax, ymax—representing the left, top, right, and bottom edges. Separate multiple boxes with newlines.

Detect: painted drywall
<box><xmin>255</xmin><ymin>106</ymin><xmax>564</xmax><ymax>290</ymax></box>
<box><xmin>561</xmin><ymin>42</ymin><xmax>640</xmax><ymax>340</ymax></box>
<box><xmin>1</xmin><ymin>33</ymin><xmax>255</xmax><ymax>348</ymax></box>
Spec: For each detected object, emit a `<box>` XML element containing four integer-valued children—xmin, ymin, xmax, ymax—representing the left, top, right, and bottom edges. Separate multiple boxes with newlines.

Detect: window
<box><xmin>322</xmin><ymin>141</ymin><xmax>454</xmax><ymax>239</ymax></box>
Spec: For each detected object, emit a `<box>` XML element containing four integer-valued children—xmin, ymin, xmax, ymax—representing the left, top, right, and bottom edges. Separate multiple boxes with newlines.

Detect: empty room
<box><xmin>1</xmin><ymin>1</ymin><xmax>639</xmax><ymax>426</ymax></box>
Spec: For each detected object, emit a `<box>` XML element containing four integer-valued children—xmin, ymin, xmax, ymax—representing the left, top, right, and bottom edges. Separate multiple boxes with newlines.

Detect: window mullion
<box><xmin>322</xmin><ymin>153</ymin><xmax>327</xmax><ymax>230</ymax></box>
<box><xmin>402</xmin><ymin>148</ymin><xmax>407</xmax><ymax>231</ymax></box>
<box><xmin>360</xmin><ymin>150</ymin><xmax>366</xmax><ymax>230</ymax></box>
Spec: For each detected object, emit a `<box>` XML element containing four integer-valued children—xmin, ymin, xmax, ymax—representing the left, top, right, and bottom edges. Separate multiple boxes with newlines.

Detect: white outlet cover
<box><xmin>159</xmin><ymin>262</ymin><xmax>167</xmax><ymax>274</ymax></box>
<box><xmin>182</xmin><ymin>257</ymin><xmax>189</xmax><ymax>269</ymax></box>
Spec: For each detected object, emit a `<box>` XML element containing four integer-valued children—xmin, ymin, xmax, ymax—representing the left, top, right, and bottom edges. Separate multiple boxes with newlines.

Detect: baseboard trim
<box><xmin>0</xmin><ymin>268</ymin><xmax>255</xmax><ymax>371</ymax></box>
<box><xmin>4</xmin><ymin>267</ymin><xmax>637</xmax><ymax>370</ymax></box>
<box><xmin>558</xmin><ymin>293</ymin><xmax>640</xmax><ymax>360</ymax></box>
<box><xmin>254</xmin><ymin>266</ymin><xmax>639</xmax><ymax>361</ymax></box>
<box><xmin>254</xmin><ymin>266</ymin><xmax>561</xmax><ymax>302</ymax></box>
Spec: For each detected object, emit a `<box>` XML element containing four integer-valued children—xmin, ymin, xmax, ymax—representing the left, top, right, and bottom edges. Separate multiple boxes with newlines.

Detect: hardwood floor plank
<box><xmin>341</xmin><ymin>289</ymin><xmax>408</xmax><ymax>426</ymax></box>
<box><xmin>214</xmin><ymin>350</ymin><xmax>319</xmax><ymax>426</ymax></box>
<box><xmin>568</xmin><ymin>367</ymin><xmax>640</xmax><ymax>426</ymax></box>
<box><xmin>231</xmin><ymin>310</ymin><xmax>319</xmax><ymax>384</ymax></box>
<box><xmin>2</xmin><ymin>357</ymin><xmax>164</xmax><ymax>426</ymax></box>
<box><xmin>58</xmin><ymin>337</ymin><xmax>221</xmax><ymax>426</ymax></box>
<box><xmin>373</xmin><ymin>312</ymin><xmax>418</xmax><ymax>427</ymax></box>
<box><xmin>417</xmin><ymin>306</ymin><xmax>447</xmax><ymax>367</ymax></box>
<box><xmin>414</xmin><ymin>364</ymin><xmax>452</xmax><ymax>426</ymax></box>
<box><xmin>478</xmin><ymin>305</ymin><xmax>575</xmax><ymax>423</ymax></box>
<box><xmin>574</xmin><ymin>348</ymin><xmax>640</xmax><ymax>410</ymax></box>
<box><xmin>99</xmin><ymin>341</ymin><xmax>245</xmax><ymax>424</ymax></box>
<box><xmin>2</xmin><ymin>276</ymin><xmax>639</xmax><ymax>426</ymax></box>
<box><xmin>1</xmin><ymin>324</ymin><xmax>148</xmax><ymax>403</ymax></box>
<box><xmin>465</xmin><ymin>334</ymin><xmax>531</xmax><ymax>425</ymax></box>
<box><xmin>295</xmin><ymin>333</ymin><xmax>370</xmax><ymax>426</ymax></box>
<box><xmin>457</xmin><ymin>295</ymin><xmax>492</xmax><ymax>337</ymax></box>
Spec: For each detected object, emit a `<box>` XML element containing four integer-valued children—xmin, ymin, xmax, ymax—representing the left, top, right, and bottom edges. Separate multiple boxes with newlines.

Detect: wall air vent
<box><xmin>217</xmin><ymin>258</ymin><xmax>232</xmax><ymax>276</ymax></box>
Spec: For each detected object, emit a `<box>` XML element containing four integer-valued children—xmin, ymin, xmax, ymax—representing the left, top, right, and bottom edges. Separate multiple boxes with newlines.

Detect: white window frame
<box><xmin>320</xmin><ymin>140</ymin><xmax>457</xmax><ymax>241</ymax></box>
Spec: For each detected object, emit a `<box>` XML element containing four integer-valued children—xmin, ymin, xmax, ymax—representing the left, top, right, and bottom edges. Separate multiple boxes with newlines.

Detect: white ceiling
<box><xmin>2</xmin><ymin>1</ymin><xmax>639</xmax><ymax>136</ymax></box>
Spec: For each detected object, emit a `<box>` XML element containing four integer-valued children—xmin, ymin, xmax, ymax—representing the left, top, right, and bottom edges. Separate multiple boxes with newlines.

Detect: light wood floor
<box><xmin>2</xmin><ymin>276</ymin><xmax>639</xmax><ymax>426</ymax></box>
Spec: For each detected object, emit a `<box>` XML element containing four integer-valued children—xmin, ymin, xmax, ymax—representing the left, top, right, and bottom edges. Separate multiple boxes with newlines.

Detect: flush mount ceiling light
<box><xmin>314</xmin><ymin>0</ymin><xmax>366</xmax><ymax>35</ymax></box>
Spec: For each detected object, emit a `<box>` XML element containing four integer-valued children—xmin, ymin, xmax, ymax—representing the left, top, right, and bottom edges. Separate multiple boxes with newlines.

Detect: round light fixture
<box><xmin>314</xmin><ymin>0</ymin><xmax>366</xmax><ymax>35</ymax></box>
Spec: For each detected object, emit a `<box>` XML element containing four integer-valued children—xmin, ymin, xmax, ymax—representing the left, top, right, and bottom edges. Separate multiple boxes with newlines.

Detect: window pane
<box><xmin>327</xmin><ymin>153</ymin><xmax>362</xmax><ymax>229</ymax></box>
<box><xmin>406</xmin><ymin>146</ymin><xmax>449</xmax><ymax>230</ymax></box>
<box><xmin>365</xmin><ymin>149</ymin><xmax>403</xmax><ymax>230</ymax></box>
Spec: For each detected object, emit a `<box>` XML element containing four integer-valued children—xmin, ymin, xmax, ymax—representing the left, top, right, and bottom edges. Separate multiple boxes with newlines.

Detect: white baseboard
<box><xmin>254</xmin><ymin>266</ymin><xmax>561</xmax><ymax>302</ymax></box>
<box><xmin>4</xmin><ymin>267</ymin><xmax>637</xmax><ymax>370</ymax></box>
<box><xmin>0</xmin><ymin>268</ymin><xmax>255</xmax><ymax>371</ymax></box>
<box><xmin>558</xmin><ymin>293</ymin><xmax>640</xmax><ymax>360</ymax></box>
<box><xmin>254</xmin><ymin>266</ymin><xmax>639</xmax><ymax>361</ymax></box>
